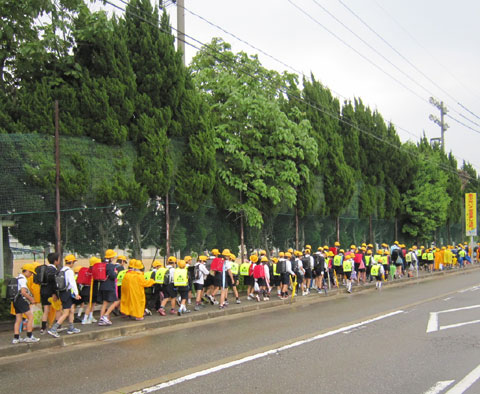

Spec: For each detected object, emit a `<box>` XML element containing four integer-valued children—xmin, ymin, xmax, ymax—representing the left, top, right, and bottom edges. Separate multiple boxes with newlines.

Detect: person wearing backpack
<box><xmin>80</xmin><ymin>257</ymin><xmax>100</xmax><ymax>325</ymax></box>
<box><xmin>47</xmin><ymin>255</ymin><xmax>82</xmax><ymax>338</ymax></box>
<box><xmin>12</xmin><ymin>264</ymin><xmax>40</xmax><ymax>344</ymax></box>
<box><xmin>96</xmin><ymin>249</ymin><xmax>119</xmax><ymax>326</ymax></box>
<box><xmin>158</xmin><ymin>257</ymin><xmax>178</xmax><ymax>316</ymax></box>
<box><xmin>280</xmin><ymin>251</ymin><xmax>296</xmax><ymax>299</ymax></box>
<box><xmin>193</xmin><ymin>255</ymin><xmax>210</xmax><ymax>311</ymax></box>
<box><xmin>38</xmin><ymin>253</ymin><xmax>61</xmax><ymax>334</ymax></box>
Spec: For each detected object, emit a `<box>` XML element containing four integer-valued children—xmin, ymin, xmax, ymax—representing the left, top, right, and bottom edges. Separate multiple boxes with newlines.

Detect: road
<box><xmin>1</xmin><ymin>270</ymin><xmax>480</xmax><ymax>394</ymax></box>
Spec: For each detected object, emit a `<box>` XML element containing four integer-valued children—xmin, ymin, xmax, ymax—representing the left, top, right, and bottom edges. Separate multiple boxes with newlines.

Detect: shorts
<box><xmin>59</xmin><ymin>290</ymin><xmax>73</xmax><ymax>310</ymax></box>
<box><xmin>354</xmin><ymin>263</ymin><xmax>360</xmax><ymax>272</ymax></box>
<box><xmin>395</xmin><ymin>262</ymin><xmax>403</xmax><ymax>267</ymax></box>
<box><xmin>227</xmin><ymin>275</ymin><xmax>234</xmax><ymax>288</ymax></box>
<box><xmin>212</xmin><ymin>272</ymin><xmax>222</xmax><ymax>288</ymax></box>
<box><xmin>296</xmin><ymin>275</ymin><xmax>304</xmax><ymax>285</ymax></box>
<box><xmin>334</xmin><ymin>265</ymin><xmax>343</xmax><ymax>275</ymax></box>
<box><xmin>194</xmin><ymin>283</ymin><xmax>204</xmax><ymax>291</ymax></box>
<box><xmin>256</xmin><ymin>277</ymin><xmax>266</xmax><ymax>287</ymax></box>
<box><xmin>382</xmin><ymin>264</ymin><xmax>389</xmax><ymax>272</ymax></box>
<box><xmin>164</xmin><ymin>283</ymin><xmax>177</xmax><ymax>299</ymax></box>
<box><xmin>373</xmin><ymin>275</ymin><xmax>382</xmax><ymax>281</ymax></box>
<box><xmin>13</xmin><ymin>296</ymin><xmax>30</xmax><ymax>314</ymax></box>
<box><xmin>273</xmin><ymin>275</ymin><xmax>281</xmax><ymax>286</ymax></box>
<box><xmin>97</xmin><ymin>289</ymin><xmax>117</xmax><ymax>304</ymax></box>
<box><xmin>358</xmin><ymin>268</ymin><xmax>366</xmax><ymax>273</ymax></box>
<box><xmin>40</xmin><ymin>292</ymin><xmax>52</xmax><ymax>307</ymax></box>
<box><xmin>304</xmin><ymin>268</ymin><xmax>313</xmax><ymax>279</ymax></box>
<box><xmin>204</xmin><ymin>274</ymin><xmax>214</xmax><ymax>288</ymax></box>
<box><xmin>314</xmin><ymin>267</ymin><xmax>324</xmax><ymax>276</ymax></box>
<box><xmin>344</xmin><ymin>271</ymin><xmax>352</xmax><ymax>280</ymax></box>
<box><xmin>281</xmin><ymin>273</ymin><xmax>290</xmax><ymax>285</ymax></box>
<box><xmin>242</xmin><ymin>275</ymin><xmax>253</xmax><ymax>286</ymax></box>
<box><xmin>80</xmin><ymin>285</ymin><xmax>98</xmax><ymax>304</ymax></box>
<box><xmin>177</xmin><ymin>286</ymin><xmax>188</xmax><ymax>300</ymax></box>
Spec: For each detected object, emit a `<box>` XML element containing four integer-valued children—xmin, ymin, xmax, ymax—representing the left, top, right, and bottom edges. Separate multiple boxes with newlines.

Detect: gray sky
<box><xmin>100</xmin><ymin>0</ymin><xmax>480</xmax><ymax>171</ymax></box>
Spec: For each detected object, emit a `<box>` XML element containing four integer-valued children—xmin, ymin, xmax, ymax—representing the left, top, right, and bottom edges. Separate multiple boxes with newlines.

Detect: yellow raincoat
<box><xmin>120</xmin><ymin>271</ymin><xmax>154</xmax><ymax>318</ymax></box>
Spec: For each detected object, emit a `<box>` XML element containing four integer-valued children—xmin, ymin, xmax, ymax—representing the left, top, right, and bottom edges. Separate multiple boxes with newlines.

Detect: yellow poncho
<box><xmin>120</xmin><ymin>271</ymin><xmax>154</xmax><ymax>318</ymax></box>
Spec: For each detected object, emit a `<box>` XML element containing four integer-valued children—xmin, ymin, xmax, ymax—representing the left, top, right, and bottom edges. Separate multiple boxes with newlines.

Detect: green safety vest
<box><xmin>155</xmin><ymin>267</ymin><xmax>167</xmax><ymax>284</ymax></box>
<box><xmin>405</xmin><ymin>253</ymin><xmax>412</xmax><ymax>263</ymax></box>
<box><xmin>373</xmin><ymin>254</ymin><xmax>381</xmax><ymax>263</ymax></box>
<box><xmin>416</xmin><ymin>249</ymin><xmax>422</xmax><ymax>256</ymax></box>
<box><xmin>427</xmin><ymin>252</ymin><xmax>434</xmax><ymax>261</ymax></box>
<box><xmin>365</xmin><ymin>255</ymin><xmax>372</xmax><ymax>266</ymax></box>
<box><xmin>459</xmin><ymin>250</ymin><xmax>466</xmax><ymax>258</ymax></box>
<box><xmin>422</xmin><ymin>253</ymin><xmax>427</xmax><ymax>260</ymax></box>
<box><xmin>370</xmin><ymin>264</ymin><xmax>380</xmax><ymax>276</ymax></box>
<box><xmin>144</xmin><ymin>271</ymin><xmax>153</xmax><ymax>280</ymax></box>
<box><xmin>343</xmin><ymin>259</ymin><xmax>353</xmax><ymax>272</ymax></box>
<box><xmin>117</xmin><ymin>269</ymin><xmax>127</xmax><ymax>286</ymax></box>
<box><xmin>173</xmin><ymin>268</ymin><xmax>188</xmax><ymax>286</ymax></box>
<box><xmin>230</xmin><ymin>262</ymin><xmax>239</xmax><ymax>275</ymax></box>
<box><xmin>381</xmin><ymin>256</ymin><xmax>388</xmax><ymax>265</ymax></box>
<box><xmin>273</xmin><ymin>263</ymin><xmax>280</xmax><ymax>276</ymax></box>
<box><xmin>333</xmin><ymin>255</ymin><xmax>343</xmax><ymax>267</ymax></box>
<box><xmin>239</xmin><ymin>262</ymin><xmax>251</xmax><ymax>276</ymax></box>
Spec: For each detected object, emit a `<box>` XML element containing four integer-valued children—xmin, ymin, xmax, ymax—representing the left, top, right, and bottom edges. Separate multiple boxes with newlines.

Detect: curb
<box><xmin>1</xmin><ymin>265</ymin><xmax>479</xmax><ymax>358</ymax></box>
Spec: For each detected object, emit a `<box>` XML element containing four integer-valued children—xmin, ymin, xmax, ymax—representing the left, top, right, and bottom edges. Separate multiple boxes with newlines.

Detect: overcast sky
<box><xmin>100</xmin><ymin>0</ymin><xmax>480</xmax><ymax>171</ymax></box>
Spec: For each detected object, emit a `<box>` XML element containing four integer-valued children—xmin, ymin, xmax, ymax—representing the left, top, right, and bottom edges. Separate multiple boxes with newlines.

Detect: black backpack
<box><xmin>55</xmin><ymin>269</ymin><xmax>68</xmax><ymax>291</ymax></box>
<box><xmin>6</xmin><ymin>277</ymin><xmax>19</xmax><ymax>300</ymax></box>
<box><xmin>164</xmin><ymin>268</ymin><xmax>172</xmax><ymax>284</ymax></box>
<box><xmin>194</xmin><ymin>264</ymin><xmax>201</xmax><ymax>280</ymax></box>
<box><xmin>302</xmin><ymin>256</ymin><xmax>311</xmax><ymax>270</ymax></box>
<box><xmin>277</xmin><ymin>259</ymin><xmax>286</xmax><ymax>274</ymax></box>
<box><xmin>34</xmin><ymin>264</ymin><xmax>49</xmax><ymax>285</ymax></box>
<box><xmin>291</xmin><ymin>258</ymin><xmax>299</xmax><ymax>273</ymax></box>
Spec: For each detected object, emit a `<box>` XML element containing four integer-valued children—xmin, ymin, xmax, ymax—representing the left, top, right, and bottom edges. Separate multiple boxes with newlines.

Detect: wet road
<box><xmin>2</xmin><ymin>270</ymin><xmax>480</xmax><ymax>394</ymax></box>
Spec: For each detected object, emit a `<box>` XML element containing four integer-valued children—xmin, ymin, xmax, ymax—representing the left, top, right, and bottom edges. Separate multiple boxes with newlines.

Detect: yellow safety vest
<box><xmin>155</xmin><ymin>267</ymin><xmax>167</xmax><ymax>284</ymax></box>
<box><xmin>427</xmin><ymin>252</ymin><xmax>434</xmax><ymax>261</ymax></box>
<box><xmin>365</xmin><ymin>256</ymin><xmax>372</xmax><ymax>266</ymax></box>
<box><xmin>343</xmin><ymin>259</ymin><xmax>353</xmax><ymax>272</ymax></box>
<box><xmin>334</xmin><ymin>255</ymin><xmax>343</xmax><ymax>266</ymax></box>
<box><xmin>239</xmin><ymin>262</ymin><xmax>251</xmax><ymax>276</ymax></box>
<box><xmin>459</xmin><ymin>250</ymin><xmax>466</xmax><ymax>258</ymax></box>
<box><xmin>144</xmin><ymin>271</ymin><xmax>153</xmax><ymax>280</ymax></box>
<box><xmin>173</xmin><ymin>268</ymin><xmax>188</xmax><ymax>286</ymax></box>
<box><xmin>374</xmin><ymin>254</ymin><xmax>381</xmax><ymax>263</ymax></box>
<box><xmin>273</xmin><ymin>263</ymin><xmax>280</xmax><ymax>276</ymax></box>
<box><xmin>381</xmin><ymin>256</ymin><xmax>388</xmax><ymax>265</ymax></box>
<box><xmin>370</xmin><ymin>264</ymin><xmax>380</xmax><ymax>276</ymax></box>
<box><xmin>117</xmin><ymin>269</ymin><xmax>127</xmax><ymax>286</ymax></box>
<box><xmin>230</xmin><ymin>262</ymin><xmax>239</xmax><ymax>275</ymax></box>
<box><xmin>422</xmin><ymin>253</ymin><xmax>427</xmax><ymax>260</ymax></box>
<box><xmin>405</xmin><ymin>253</ymin><xmax>412</xmax><ymax>263</ymax></box>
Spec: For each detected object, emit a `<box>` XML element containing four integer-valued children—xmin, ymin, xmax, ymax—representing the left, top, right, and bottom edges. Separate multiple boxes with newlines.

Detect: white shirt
<box><xmin>285</xmin><ymin>259</ymin><xmax>295</xmax><ymax>276</ymax></box>
<box><xmin>62</xmin><ymin>266</ymin><xmax>79</xmax><ymax>296</ymax></box>
<box><xmin>193</xmin><ymin>263</ymin><xmax>210</xmax><ymax>285</ymax></box>
<box><xmin>17</xmin><ymin>274</ymin><xmax>28</xmax><ymax>292</ymax></box>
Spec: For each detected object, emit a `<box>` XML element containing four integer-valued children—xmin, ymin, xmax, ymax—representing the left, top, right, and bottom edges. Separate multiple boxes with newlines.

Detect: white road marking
<box><xmin>427</xmin><ymin>304</ymin><xmax>480</xmax><ymax>333</ymax></box>
<box><xmin>458</xmin><ymin>285</ymin><xmax>480</xmax><ymax>293</ymax></box>
<box><xmin>443</xmin><ymin>297</ymin><xmax>453</xmax><ymax>301</ymax></box>
<box><xmin>440</xmin><ymin>319</ymin><xmax>480</xmax><ymax>331</ymax></box>
<box><xmin>427</xmin><ymin>312</ymin><xmax>439</xmax><ymax>333</ymax></box>
<box><xmin>446</xmin><ymin>363</ymin><xmax>480</xmax><ymax>394</ymax></box>
<box><xmin>424</xmin><ymin>380</ymin><xmax>454</xmax><ymax>394</ymax></box>
<box><xmin>131</xmin><ymin>310</ymin><xmax>404</xmax><ymax>393</ymax></box>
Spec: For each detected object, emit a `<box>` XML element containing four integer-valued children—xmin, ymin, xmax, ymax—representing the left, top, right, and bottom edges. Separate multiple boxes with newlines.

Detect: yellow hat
<box><xmin>65</xmin><ymin>254</ymin><xmax>76</xmax><ymax>263</ymax></box>
<box><xmin>229</xmin><ymin>254</ymin><xmax>236</xmax><ymax>260</ymax></box>
<box><xmin>117</xmin><ymin>255</ymin><xmax>127</xmax><ymax>262</ymax></box>
<box><xmin>305</xmin><ymin>249</ymin><xmax>311</xmax><ymax>254</ymax></box>
<box><xmin>272</xmin><ymin>257</ymin><xmax>278</xmax><ymax>263</ymax></box>
<box><xmin>89</xmin><ymin>256</ymin><xmax>101</xmax><ymax>266</ymax></box>
<box><xmin>305</xmin><ymin>245</ymin><xmax>312</xmax><ymax>250</ymax></box>
<box><xmin>328</xmin><ymin>251</ymin><xmax>334</xmax><ymax>257</ymax></box>
<box><xmin>135</xmin><ymin>260</ymin><xmax>144</xmax><ymax>270</ymax></box>
<box><xmin>350</xmin><ymin>245</ymin><xmax>356</xmax><ymax>249</ymax></box>
<box><xmin>105</xmin><ymin>249</ymin><xmax>117</xmax><ymax>259</ymax></box>
<box><xmin>285</xmin><ymin>252</ymin><xmax>292</xmax><ymax>258</ymax></box>
<box><xmin>22</xmin><ymin>263</ymin><xmax>36</xmax><ymax>274</ymax></box>
<box><xmin>294</xmin><ymin>250</ymin><xmax>302</xmax><ymax>256</ymax></box>
<box><xmin>261</xmin><ymin>256</ymin><xmax>268</xmax><ymax>262</ymax></box>
<box><xmin>394</xmin><ymin>241</ymin><xmax>399</xmax><ymax>245</ymax></box>
<box><xmin>287</xmin><ymin>248</ymin><xmax>294</xmax><ymax>253</ymax></box>
<box><xmin>198</xmin><ymin>255</ymin><xmax>208</xmax><ymax>261</ymax></box>
<box><xmin>259</xmin><ymin>249</ymin><xmax>266</xmax><ymax>256</ymax></box>
<box><xmin>177</xmin><ymin>259</ymin><xmax>186</xmax><ymax>269</ymax></box>
<box><xmin>250</xmin><ymin>255</ymin><xmax>258</xmax><ymax>263</ymax></box>
<box><xmin>152</xmin><ymin>260</ymin><xmax>164</xmax><ymax>268</ymax></box>
<box><xmin>184</xmin><ymin>256</ymin><xmax>192</xmax><ymax>262</ymax></box>
<box><xmin>323</xmin><ymin>245</ymin><xmax>329</xmax><ymax>250</ymax></box>
<box><xmin>317</xmin><ymin>247</ymin><xmax>323</xmax><ymax>251</ymax></box>
<box><xmin>366</xmin><ymin>250</ymin><xmax>372</xmax><ymax>255</ymax></box>
<box><xmin>222</xmin><ymin>249</ymin><xmax>231</xmax><ymax>256</ymax></box>
<box><xmin>339</xmin><ymin>249</ymin><xmax>345</xmax><ymax>254</ymax></box>
<box><xmin>334</xmin><ymin>241</ymin><xmax>340</xmax><ymax>246</ymax></box>
<box><xmin>168</xmin><ymin>256</ymin><xmax>177</xmax><ymax>263</ymax></box>
<box><xmin>361</xmin><ymin>243</ymin><xmax>366</xmax><ymax>247</ymax></box>
<box><xmin>378</xmin><ymin>250</ymin><xmax>384</xmax><ymax>255</ymax></box>
<box><xmin>278</xmin><ymin>252</ymin><xmax>285</xmax><ymax>258</ymax></box>
<box><xmin>211</xmin><ymin>249</ymin><xmax>220</xmax><ymax>256</ymax></box>
<box><xmin>368</xmin><ymin>244</ymin><xmax>373</xmax><ymax>248</ymax></box>
<box><xmin>128</xmin><ymin>259</ymin><xmax>137</xmax><ymax>268</ymax></box>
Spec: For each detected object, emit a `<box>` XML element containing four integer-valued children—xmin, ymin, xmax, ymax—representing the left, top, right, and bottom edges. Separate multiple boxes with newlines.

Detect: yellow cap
<box><xmin>222</xmin><ymin>249</ymin><xmax>231</xmax><ymax>256</ymax></box>
<box><xmin>74</xmin><ymin>266</ymin><xmax>82</xmax><ymax>274</ymax></box>
<box><xmin>89</xmin><ymin>256</ymin><xmax>101</xmax><ymax>266</ymax></box>
<box><xmin>211</xmin><ymin>249</ymin><xmax>220</xmax><ymax>256</ymax></box>
<box><xmin>278</xmin><ymin>252</ymin><xmax>285</xmax><ymax>258</ymax></box>
<box><xmin>65</xmin><ymin>254</ymin><xmax>76</xmax><ymax>263</ymax></box>
<box><xmin>198</xmin><ymin>255</ymin><xmax>208</xmax><ymax>261</ymax></box>
<box><xmin>177</xmin><ymin>260</ymin><xmax>186</xmax><ymax>269</ymax></box>
<box><xmin>152</xmin><ymin>260</ymin><xmax>163</xmax><ymax>268</ymax></box>
<box><xmin>168</xmin><ymin>256</ymin><xmax>177</xmax><ymax>263</ymax></box>
<box><xmin>117</xmin><ymin>255</ymin><xmax>127</xmax><ymax>262</ymax></box>
<box><xmin>261</xmin><ymin>256</ymin><xmax>268</xmax><ymax>262</ymax></box>
<box><xmin>105</xmin><ymin>249</ymin><xmax>117</xmax><ymax>259</ymax></box>
<box><xmin>22</xmin><ymin>263</ymin><xmax>36</xmax><ymax>274</ymax></box>
<box><xmin>128</xmin><ymin>259</ymin><xmax>136</xmax><ymax>268</ymax></box>
<box><xmin>250</xmin><ymin>255</ymin><xmax>258</xmax><ymax>263</ymax></box>
<box><xmin>272</xmin><ymin>258</ymin><xmax>278</xmax><ymax>263</ymax></box>
<box><xmin>135</xmin><ymin>260</ymin><xmax>144</xmax><ymax>270</ymax></box>
<box><xmin>184</xmin><ymin>256</ymin><xmax>192</xmax><ymax>262</ymax></box>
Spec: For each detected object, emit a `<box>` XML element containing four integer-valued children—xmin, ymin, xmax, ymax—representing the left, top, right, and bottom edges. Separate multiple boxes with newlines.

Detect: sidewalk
<box><xmin>1</xmin><ymin>265</ymin><xmax>478</xmax><ymax>358</ymax></box>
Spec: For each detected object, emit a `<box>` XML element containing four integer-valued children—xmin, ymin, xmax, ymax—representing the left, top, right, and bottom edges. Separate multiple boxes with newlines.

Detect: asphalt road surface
<box><xmin>2</xmin><ymin>271</ymin><xmax>480</xmax><ymax>394</ymax></box>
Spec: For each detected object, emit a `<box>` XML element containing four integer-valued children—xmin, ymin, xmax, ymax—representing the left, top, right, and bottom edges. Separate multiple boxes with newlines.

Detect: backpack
<box><xmin>76</xmin><ymin>267</ymin><xmax>92</xmax><ymax>285</ymax></box>
<box><xmin>253</xmin><ymin>264</ymin><xmax>265</xmax><ymax>279</ymax></box>
<box><xmin>194</xmin><ymin>264</ymin><xmax>201</xmax><ymax>280</ymax></box>
<box><xmin>92</xmin><ymin>262</ymin><xmax>107</xmax><ymax>281</ymax></box>
<box><xmin>291</xmin><ymin>258</ymin><xmax>299</xmax><ymax>273</ymax></box>
<box><xmin>6</xmin><ymin>277</ymin><xmax>19</xmax><ymax>300</ymax></box>
<box><xmin>301</xmin><ymin>256</ymin><xmax>311</xmax><ymax>270</ymax></box>
<box><xmin>34</xmin><ymin>264</ymin><xmax>49</xmax><ymax>285</ymax></box>
<box><xmin>55</xmin><ymin>269</ymin><xmax>68</xmax><ymax>292</ymax></box>
<box><xmin>164</xmin><ymin>268</ymin><xmax>172</xmax><ymax>284</ymax></box>
<box><xmin>277</xmin><ymin>259</ymin><xmax>286</xmax><ymax>274</ymax></box>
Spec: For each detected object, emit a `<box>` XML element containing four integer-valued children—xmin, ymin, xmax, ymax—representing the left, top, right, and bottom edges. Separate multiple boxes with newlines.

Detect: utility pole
<box><xmin>176</xmin><ymin>0</ymin><xmax>185</xmax><ymax>66</ymax></box>
<box><xmin>55</xmin><ymin>100</ymin><xmax>61</xmax><ymax>257</ymax></box>
<box><xmin>429</xmin><ymin>97</ymin><xmax>449</xmax><ymax>151</ymax></box>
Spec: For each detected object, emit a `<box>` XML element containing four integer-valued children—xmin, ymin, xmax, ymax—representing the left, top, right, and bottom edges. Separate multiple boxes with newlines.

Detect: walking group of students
<box><xmin>9</xmin><ymin>241</ymin><xmax>475</xmax><ymax>344</ymax></box>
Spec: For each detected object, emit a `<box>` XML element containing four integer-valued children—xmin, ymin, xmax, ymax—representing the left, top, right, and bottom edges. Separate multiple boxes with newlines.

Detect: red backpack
<box><xmin>92</xmin><ymin>263</ymin><xmax>107</xmax><ymax>281</ymax></box>
<box><xmin>210</xmin><ymin>257</ymin><xmax>224</xmax><ymax>272</ymax></box>
<box><xmin>77</xmin><ymin>267</ymin><xmax>93</xmax><ymax>285</ymax></box>
<box><xmin>253</xmin><ymin>264</ymin><xmax>265</xmax><ymax>279</ymax></box>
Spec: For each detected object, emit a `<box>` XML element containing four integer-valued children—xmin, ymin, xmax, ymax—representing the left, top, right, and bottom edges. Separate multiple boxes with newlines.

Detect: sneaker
<box><xmin>40</xmin><ymin>329</ymin><xmax>46</xmax><ymax>335</ymax></box>
<box><xmin>255</xmin><ymin>295</ymin><xmax>261</xmax><ymax>302</ymax></box>
<box><xmin>67</xmin><ymin>328</ymin><xmax>81</xmax><ymax>335</ymax></box>
<box><xmin>103</xmin><ymin>316</ymin><xmax>112</xmax><ymax>325</ymax></box>
<box><xmin>81</xmin><ymin>318</ymin><xmax>91</xmax><ymax>325</ymax></box>
<box><xmin>169</xmin><ymin>309</ymin><xmax>177</xmax><ymax>315</ymax></box>
<box><xmin>144</xmin><ymin>308</ymin><xmax>152</xmax><ymax>316</ymax></box>
<box><xmin>236</xmin><ymin>299</ymin><xmax>241</xmax><ymax>304</ymax></box>
<box><xmin>90</xmin><ymin>316</ymin><xmax>97</xmax><ymax>323</ymax></box>
<box><xmin>98</xmin><ymin>317</ymin><xmax>108</xmax><ymax>326</ymax></box>
<box><xmin>224</xmin><ymin>300</ymin><xmax>229</xmax><ymax>305</ymax></box>
<box><xmin>158</xmin><ymin>308</ymin><xmax>166</xmax><ymax>316</ymax></box>
<box><xmin>219</xmin><ymin>305</ymin><xmax>225</xmax><ymax>310</ymax></box>
<box><xmin>135</xmin><ymin>317</ymin><xmax>144</xmax><ymax>321</ymax></box>
<box><xmin>184</xmin><ymin>309</ymin><xmax>191</xmax><ymax>313</ymax></box>
<box><xmin>12</xmin><ymin>338</ymin><xmax>24</xmax><ymax>344</ymax></box>
<box><xmin>47</xmin><ymin>329</ymin><xmax>59</xmax><ymax>338</ymax></box>
<box><xmin>213</xmin><ymin>300</ymin><xmax>219</xmax><ymax>305</ymax></box>
<box><xmin>194</xmin><ymin>305</ymin><xmax>200</xmax><ymax>311</ymax></box>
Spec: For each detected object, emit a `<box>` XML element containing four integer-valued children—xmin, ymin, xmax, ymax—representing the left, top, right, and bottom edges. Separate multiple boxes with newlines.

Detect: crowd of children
<box><xmin>9</xmin><ymin>241</ymin><xmax>476</xmax><ymax>344</ymax></box>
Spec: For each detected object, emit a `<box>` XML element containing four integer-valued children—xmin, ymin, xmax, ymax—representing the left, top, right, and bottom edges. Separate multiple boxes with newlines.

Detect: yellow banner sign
<box><xmin>465</xmin><ymin>193</ymin><xmax>477</xmax><ymax>236</ymax></box>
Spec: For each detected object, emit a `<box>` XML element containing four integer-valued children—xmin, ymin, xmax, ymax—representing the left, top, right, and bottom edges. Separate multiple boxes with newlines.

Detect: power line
<box><xmin>100</xmin><ymin>0</ymin><xmax>477</xmax><ymax>182</ymax></box>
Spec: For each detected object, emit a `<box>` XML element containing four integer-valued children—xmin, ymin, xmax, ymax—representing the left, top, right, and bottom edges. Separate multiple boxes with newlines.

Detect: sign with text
<box><xmin>465</xmin><ymin>193</ymin><xmax>477</xmax><ymax>236</ymax></box>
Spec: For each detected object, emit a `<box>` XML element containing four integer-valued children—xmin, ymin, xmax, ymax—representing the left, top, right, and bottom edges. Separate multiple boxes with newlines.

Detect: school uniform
<box><xmin>58</xmin><ymin>266</ymin><xmax>79</xmax><ymax>310</ymax></box>
<box><xmin>40</xmin><ymin>265</ymin><xmax>57</xmax><ymax>306</ymax></box>
<box><xmin>97</xmin><ymin>263</ymin><xmax>118</xmax><ymax>303</ymax></box>
<box><xmin>13</xmin><ymin>274</ymin><xmax>31</xmax><ymax>315</ymax></box>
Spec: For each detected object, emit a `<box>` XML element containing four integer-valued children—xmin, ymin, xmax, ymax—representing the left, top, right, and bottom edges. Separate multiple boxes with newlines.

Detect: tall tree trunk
<box><xmin>240</xmin><ymin>192</ymin><xmax>245</xmax><ymax>263</ymax></box>
<box><xmin>165</xmin><ymin>194</ymin><xmax>170</xmax><ymax>258</ymax></box>
<box><xmin>295</xmin><ymin>206</ymin><xmax>299</xmax><ymax>250</ymax></box>
<box><xmin>336</xmin><ymin>215</ymin><xmax>340</xmax><ymax>243</ymax></box>
<box><xmin>369</xmin><ymin>214</ymin><xmax>373</xmax><ymax>244</ymax></box>
<box><xmin>394</xmin><ymin>217</ymin><xmax>398</xmax><ymax>241</ymax></box>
